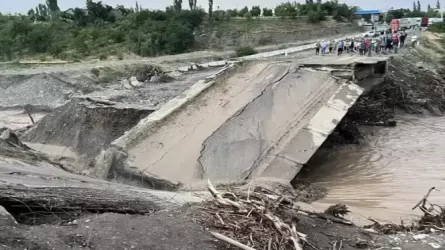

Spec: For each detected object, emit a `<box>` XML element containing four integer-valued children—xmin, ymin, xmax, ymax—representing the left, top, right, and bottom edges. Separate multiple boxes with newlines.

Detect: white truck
<box><xmin>399</xmin><ymin>18</ymin><xmax>410</xmax><ymax>30</ymax></box>
<box><xmin>429</xmin><ymin>17</ymin><xmax>444</xmax><ymax>25</ymax></box>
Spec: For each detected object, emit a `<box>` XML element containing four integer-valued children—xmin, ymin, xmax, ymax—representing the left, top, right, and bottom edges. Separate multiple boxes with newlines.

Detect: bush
<box><xmin>235</xmin><ymin>45</ymin><xmax>257</xmax><ymax>57</ymax></box>
<box><xmin>58</xmin><ymin>52</ymin><xmax>68</xmax><ymax>60</ymax></box>
<box><xmin>39</xmin><ymin>55</ymin><xmax>47</xmax><ymax>62</ymax></box>
<box><xmin>263</xmin><ymin>8</ymin><xmax>273</xmax><ymax>17</ymax></box>
<box><xmin>429</xmin><ymin>22</ymin><xmax>445</xmax><ymax>33</ymax></box>
<box><xmin>239</xmin><ymin>7</ymin><xmax>249</xmax><ymax>17</ymax></box>
<box><xmin>275</xmin><ymin>3</ymin><xmax>298</xmax><ymax>18</ymax></box>
<box><xmin>250</xmin><ymin>6</ymin><xmax>261</xmax><ymax>17</ymax></box>
<box><xmin>117</xmin><ymin>53</ymin><xmax>124</xmax><ymax>60</ymax></box>
<box><xmin>258</xmin><ymin>37</ymin><xmax>273</xmax><ymax>45</ymax></box>
<box><xmin>307</xmin><ymin>10</ymin><xmax>326</xmax><ymax>23</ymax></box>
<box><xmin>90</xmin><ymin>68</ymin><xmax>100</xmax><ymax>77</ymax></box>
<box><xmin>99</xmin><ymin>54</ymin><xmax>108</xmax><ymax>60</ymax></box>
<box><xmin>50</xmin><ymin>44</ymin><xmax>64</xmax><ymax>58</ymax></box>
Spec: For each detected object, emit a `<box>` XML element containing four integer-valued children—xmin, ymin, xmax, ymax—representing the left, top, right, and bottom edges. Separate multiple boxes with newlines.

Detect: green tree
<box><xmin>188</xmin><ymin>0</ymin><xmax>197</xmax><ymax>10</ymax></box>
<box><xmin>437</xmin><ymin>0</ymin><xmax>441</xmax><ymax>9</ymax></box>
<box><xmin>417</xmin><ymin>1</ymin><xmax>421</xmax><ymax>11</ymax></box>
<box><xmin>37</xmin><ymin>3</ymin><xmax>49</xmax><ymax>21</ymax></box>
<box><xmin>27</xmin><ymin>9</ymin><xmax>37</xmax><ymax>22</ymax></box>
<box><xmin>208</xmin><ymin>0</ymin><xmax>213</xmax><ymax>19</ymax></box>
<box><xmin>46</xmin><ymin>0</ymin><xmax>60</xmax><ymax>20</ymax></box>
<box><xmin>275</xmin><ymin>2</ymin><xmax>297</xmax><ymax>18</ymax></box>
<box><xmin>262</xmin><ymin>8</ymin><xmax>273</xmax><ymax>16</ymax></box>
<box><xmin>227</xmin><ymin>9</ymin><xmax>238</xmax><ymax>17</ymax></box>
<box><xmin>238</xmin><ymin>6</ymin><xmax>249</xmax><ymax>17</ymax></box>
<box><xmin>413</xmin><ymin>1</ymin><xmax>417</xmax><ymax>11</ymax></box>
<box><xmin>250</xmin><ymin>6</ymin><xmax>261</xmax><ymax>17</ymax></box>
<box><xmin>173</xmin><ymin>0</ymin><xmax>182</xmax><ymax>12</ymax></box>
<box><xmin>428</xmin><ymin>4</ymin><xmax>432</xmax><ymax>11</ymax></box>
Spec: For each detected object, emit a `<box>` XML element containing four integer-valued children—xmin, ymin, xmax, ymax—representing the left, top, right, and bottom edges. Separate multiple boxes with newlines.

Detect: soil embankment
<box><xmin>196</xmin><ymin>19</ymin><xmax>362</xmax><ymax>49</ymax></box>
<box><xmin>22</xmin><ymin>98</ymin><xmax>154</xmax><ymax>168</ymax></box>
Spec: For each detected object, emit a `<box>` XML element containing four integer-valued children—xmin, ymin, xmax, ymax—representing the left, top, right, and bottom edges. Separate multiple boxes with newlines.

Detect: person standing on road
<box><xmin>400</xmin><ymin>31</ymin><xmax>407</xmax><ymax>48</ymax></box>
<box><xmin>365</xmin><ymin>37</ymin><xmax>372</xmax><ymax>56</ymax></box>
<box><xmin>320</xmin><ymin>40</ymin><xmax>327</xmax><ymax>56</ymax></box>
<box><xmin>359</xmin><ymin>39</ymin><xmax>366</xmax><ymax>55</ymax></box>
<box><xmin>386</xmin><ymin>35</ymin><xmax>393</xmax><ymax>52</ymax></box>
<box><xmin>329</xmin><ymin>40</ymin><xmax>334</xmax><ymax>54</ymax></box>
<box><xmin>392</xmin><ymin>32</ymin><xmax>400</xmax><ymax>53</ymax></box>
<box><xmin>315</xmin><ymin>41</ymin><xmax>320</xmax><ymax>55</ymax></box>
<box><xmin>344</xmin><ymin>39</ymin><xmax>351</xmax><ymax>53</ymax></box>
<box><xmin>337</xmin><ymin>40</ymin><xmax>344</xmax><ymax>55</ymax></box>
<box><xmin>375</xmin><ymin>38</ymin><xmax>381</xmax><ymax>54</ymax></box>
<box><xmin>350</xmin><ymin>38</ymin><xmax>355</xmax><ymax>54</ymax></box>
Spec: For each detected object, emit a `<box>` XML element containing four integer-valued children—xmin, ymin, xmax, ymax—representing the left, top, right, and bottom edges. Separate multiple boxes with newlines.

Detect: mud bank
<box><xmin>22</xmin><ymin>98</ymin><xmax>154</xmax><ymax>169</ymax></box>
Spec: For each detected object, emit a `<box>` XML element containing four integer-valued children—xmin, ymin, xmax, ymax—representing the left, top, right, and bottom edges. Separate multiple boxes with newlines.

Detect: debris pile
<box><xmin>366</xmin><ymin>187</ymin><xmax>445</xmax><ymax>234</ymax></box>
<box><xmin>194</xmin><ymin>181</ymin><xmax>353</xmax><ymax>250</ymax></box>
<box><xmin>122</xmin><ymin>65</ymin><xmax>173</xmax><ymax>88</ymax></box>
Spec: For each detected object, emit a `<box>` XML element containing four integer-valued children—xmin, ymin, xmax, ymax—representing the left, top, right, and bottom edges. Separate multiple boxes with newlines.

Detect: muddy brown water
<box><xmin>299</xmin><ymin>115</ymin><xmax>445</xmax><ymax>225</ymax></box>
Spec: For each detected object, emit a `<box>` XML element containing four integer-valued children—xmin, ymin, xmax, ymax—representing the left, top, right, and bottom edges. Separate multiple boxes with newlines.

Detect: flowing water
<box><xmin>300</xmin><ymin>115</ymin><xmax>445</xmax><ymax>225</ymax></box>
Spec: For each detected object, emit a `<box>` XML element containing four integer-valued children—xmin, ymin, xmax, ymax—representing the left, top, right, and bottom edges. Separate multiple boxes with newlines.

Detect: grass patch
<box><xmin>235</xmin><ymin>45</ymin><xmax>257</xmax><ymax>57</ymax></box>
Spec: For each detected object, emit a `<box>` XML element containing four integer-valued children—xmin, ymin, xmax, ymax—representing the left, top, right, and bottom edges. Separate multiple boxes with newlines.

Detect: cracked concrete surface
<box><xmin>97</xmin><ymin>56</ymin><xmax>388</xmax><ymax>186</ymax></box>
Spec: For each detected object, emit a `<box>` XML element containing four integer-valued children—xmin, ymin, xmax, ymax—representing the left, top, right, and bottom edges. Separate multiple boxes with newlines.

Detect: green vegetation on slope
<box><xmin>429</xmin><ymin>22</ymin><xmax>445</xmax><ymax>33</ymax></box>
<box><xmin>0</xmin><ymin>0</ymin><xmax>357</xmax><ymax>61</ymax></box>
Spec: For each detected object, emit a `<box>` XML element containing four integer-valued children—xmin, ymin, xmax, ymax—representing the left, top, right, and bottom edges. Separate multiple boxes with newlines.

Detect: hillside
<box><xmin>196</xmin><ymin>18</ymin><xmax>362</xmax><ymax>49</ymax></box>
<box><xmin>0</xmin><ymin>0</ymin><xmax>360</xmax><ymax>62</ymax></box>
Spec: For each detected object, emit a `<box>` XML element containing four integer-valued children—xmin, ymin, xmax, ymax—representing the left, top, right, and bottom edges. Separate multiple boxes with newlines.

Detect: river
<box><xmin>299</xmin><ymin>115</ymin><xmax>445</xmax><ymax>225</ymax></box>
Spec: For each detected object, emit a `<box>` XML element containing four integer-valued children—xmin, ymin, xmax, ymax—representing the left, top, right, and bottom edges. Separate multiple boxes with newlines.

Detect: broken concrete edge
<box><xmin>93</xmin><ymin>146</ymin><xmax>182</xmax><ymax>190</ymax></box>
<box><xmin>253</xmin><ymin>82</ymin><xmax>365</xmax><ymax>182</ymax></box>
<box><xmin>92</xmin><ymin>63</ymin><xmax>238</xmax><ymax>180</ymax></box>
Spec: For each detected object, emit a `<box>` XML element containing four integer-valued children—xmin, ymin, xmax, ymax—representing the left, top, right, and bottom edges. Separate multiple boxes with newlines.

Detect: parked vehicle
<box><xmin>390</xmin><ymin>19</ymin><xmax>400</xmax><ymax>32</ymax></box>
<box><xmin>399</xmin><ymin>18</ymin><xmax>410</xmax><ymax>30</ymax></box>
<box><xmin>421</xmin><ymin>17</ymin><xmax>429</xmax><ymax>27</ymax></box>
<box><xmin>429</xmin><ymin>17</ymin><xmax>444</xmax><ymax>25</ymax></box>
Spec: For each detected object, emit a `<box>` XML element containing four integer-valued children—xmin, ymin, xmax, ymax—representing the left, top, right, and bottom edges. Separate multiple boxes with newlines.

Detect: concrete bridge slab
<box><xmin>94</xmin><ymin>56</ymin><xmax>389</xmax><ymax>187</ymax></box>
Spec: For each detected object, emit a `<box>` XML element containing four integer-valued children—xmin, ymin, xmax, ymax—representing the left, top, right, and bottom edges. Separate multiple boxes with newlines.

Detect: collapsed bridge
<box><xmin>90</xmin><ymin>56</ymin><xmax>389</xmax><ymax>188</ymax></box>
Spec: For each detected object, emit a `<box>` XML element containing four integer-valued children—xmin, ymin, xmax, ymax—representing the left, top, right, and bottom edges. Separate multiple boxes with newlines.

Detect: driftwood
<box><xmin>412</xmin><ymin>187</ymin><xmax>437</xmax><ymax>212</ymax></box>
<box><xmin>367</xmin><ymin>187</ymin><xmax>445</xmax><ymax>234</ymax></box>
<box><xmin>210</xmin><ymin>232</ymin><xmax>256</xmax><ymax>250</ymax></box>
<box><xmin>85</xmin><ymin>97</ymin><xmax>117</xmax><ymax>106</ymax></box>
<box><xmin>196</xmin><ymin>180</ymin><xmax>308</xmax><ymax>250</ymax></box>
<box><xmin>24</xmin><ymin>105</ymin><xmax>35</xmax><ymax>125</ymax></box>
<box><xmin>0</xmin><ymin>155</ymin><xmax>185</xmax><ymax>224</ymax></box>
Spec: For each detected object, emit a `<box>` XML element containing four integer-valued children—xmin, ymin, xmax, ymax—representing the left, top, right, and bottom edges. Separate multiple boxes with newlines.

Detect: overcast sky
<box><xmin>0</xmin><ymin>0</ymin><xmax>442</xmax><ymax>14</ymax></box>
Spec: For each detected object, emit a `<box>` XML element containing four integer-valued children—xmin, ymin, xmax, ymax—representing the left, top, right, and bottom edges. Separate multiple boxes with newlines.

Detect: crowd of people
<box><xmin>315</xmin><ymin>30</ymin><xmax>419</xmax><ymax>57</ymax></box>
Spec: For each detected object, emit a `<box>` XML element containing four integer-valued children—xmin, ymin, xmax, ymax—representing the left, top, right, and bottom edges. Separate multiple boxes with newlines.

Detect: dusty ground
<box><xmin>2</xmin><ymin>206</ymin><xmax>444</xmax><ymax>250</ymax></box>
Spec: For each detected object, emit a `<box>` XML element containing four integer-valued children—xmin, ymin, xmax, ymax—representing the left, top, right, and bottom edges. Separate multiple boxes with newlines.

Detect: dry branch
<box><xmin>210</xmin><ymin>232</ymin><xmax>256</xmax><ymax>250</ymax></box>
<box><xmin>196</xmin><ymin>180</ymin><xmax>310</xmax><ymax>250</ymax></box>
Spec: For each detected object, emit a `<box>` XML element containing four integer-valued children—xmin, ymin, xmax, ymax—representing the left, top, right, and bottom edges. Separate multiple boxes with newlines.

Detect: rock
<box><xmin>413</xmin><ymin>234</ymin><xmax>428</xmax><ymax>240</ymax></box>
<box><xmin>136</xmin><ymin>74</ymin><xmax>149</xmax><ymax>82</ymax></box>
<box><xmin>121</xmin><ymin>79</ymin><xmax>133</xmax><ymax>89</ymax></box>
<box><xmin>129</xmin><ymin>76</ymin><xmax>142</xmax><ymax>87</ymax></box>
<box><xmin>355</xmin><ymin>238</ymin><xmax>369</xmax><ymax>248</ymax></box>
<box><xmin>0</xmin><ymin>206</ymin><xmax>17</xmax><ymax>226</ymax></box>
<box><xmin>429</xmin><ymin>242</ymin><xmax>442</xmax><ymax>249</ymax></box>
<box><xmin>150</xmin><ymin>75</ymin><xmax>161</xmax><ymax>83</ymax></box>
